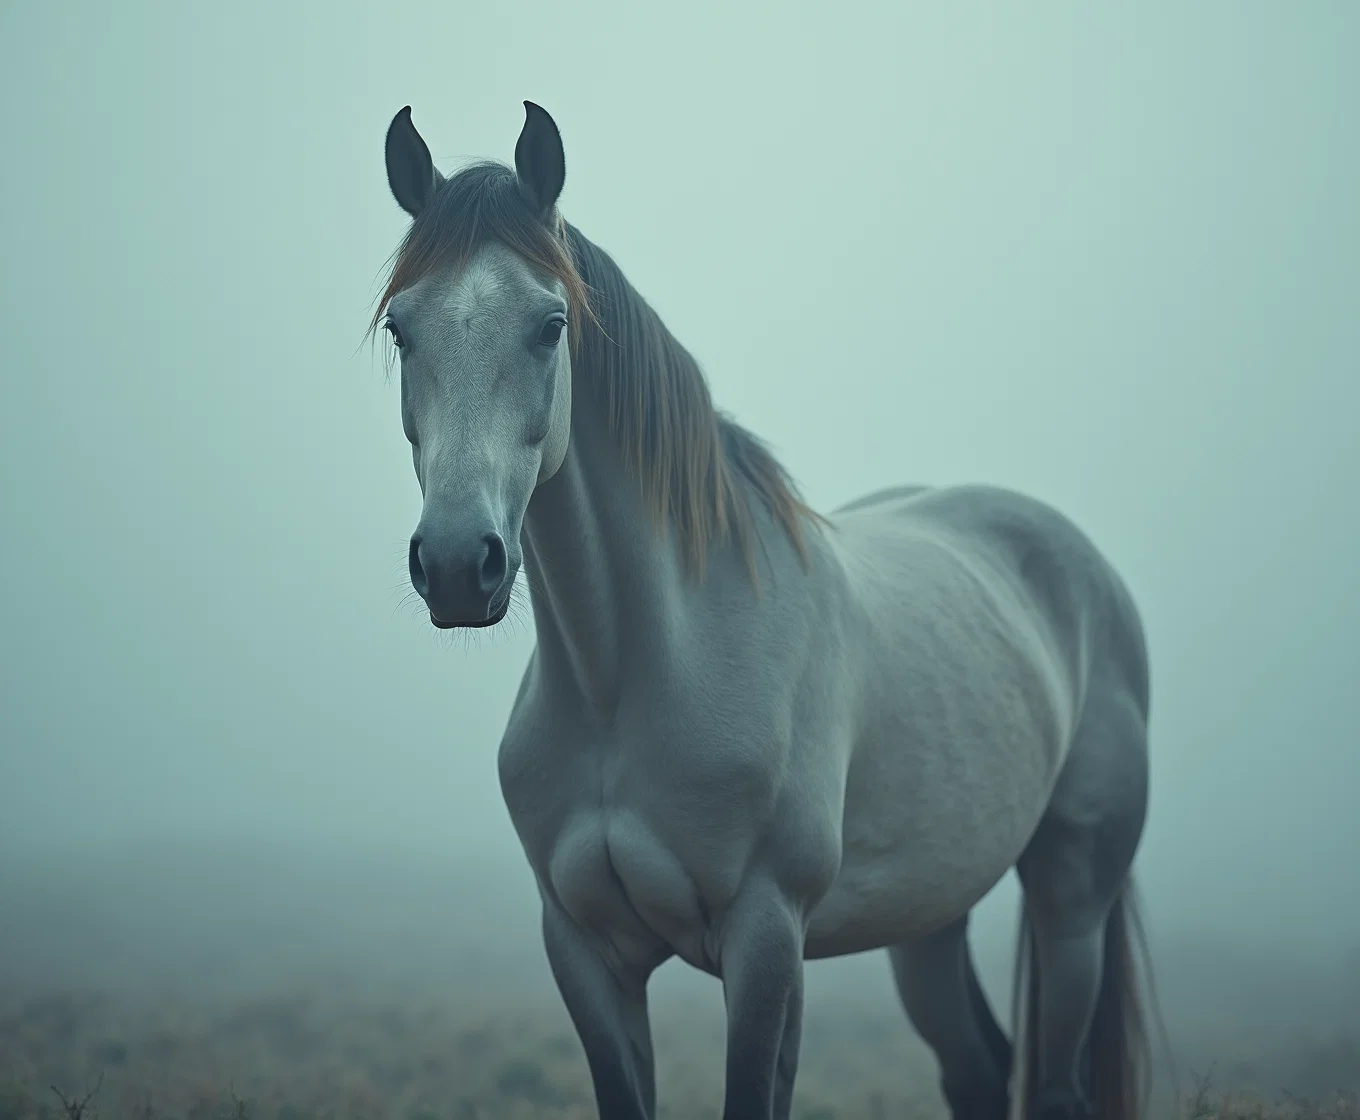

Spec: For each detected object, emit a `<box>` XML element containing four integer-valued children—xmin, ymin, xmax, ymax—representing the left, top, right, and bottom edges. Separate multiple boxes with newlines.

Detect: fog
<box><xmin>1</xmin><ymin>2</ymin><xmax>1357</xmax><ymax>1113</ymax></box>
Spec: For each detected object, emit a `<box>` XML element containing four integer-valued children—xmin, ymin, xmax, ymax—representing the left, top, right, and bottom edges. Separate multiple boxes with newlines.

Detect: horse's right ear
<box><xmin>385</xmin><ymin>106</ymin><xmax>444</xmax><ymax>219</ymax></box>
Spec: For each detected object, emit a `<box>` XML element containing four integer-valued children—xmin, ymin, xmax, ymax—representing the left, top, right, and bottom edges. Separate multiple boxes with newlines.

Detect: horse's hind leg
<box><xmin>1016</xmin><ymin>677</ymin><xmax>1149</xmax><ymax>1120</ymax></box>
<box><xmin>889</xmin><ymin>912</ymin><xmax>1012</xmax><ymax>1120</ymax></box>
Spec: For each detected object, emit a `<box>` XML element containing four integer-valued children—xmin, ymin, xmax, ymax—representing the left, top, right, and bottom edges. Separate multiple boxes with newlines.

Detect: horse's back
<box><xmin>832</xmin><ymin>481</ymin><xmax>1147</xmax><ymax>735</ymax></box>
<box><xmin>831</xmin><ymin>482</ymin><xmax>1143</xmax><ymax>687</ymax></box>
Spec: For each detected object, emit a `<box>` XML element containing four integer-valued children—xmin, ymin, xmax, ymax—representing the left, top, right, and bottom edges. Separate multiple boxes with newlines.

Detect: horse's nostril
<box><xmin>479</xmin><ymin>533</ymin><xmax>508</xmax><ymax>595</ymax></box>
<box><xmin>408</xmin><ymin>536</ymin><xmax>429</xmax><ymax>597</ymax></box>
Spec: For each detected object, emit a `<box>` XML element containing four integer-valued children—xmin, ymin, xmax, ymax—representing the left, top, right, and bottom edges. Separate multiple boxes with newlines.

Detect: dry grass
<box><xmin>1</xmin><ymin>987</ymin><xmax>1355</xmax><ymax>1120</ymax></box>
<box><xmin>1181</xmin><ymin>1068</ymin><xmax>1359</xmax><ymax>1119</ymax></box>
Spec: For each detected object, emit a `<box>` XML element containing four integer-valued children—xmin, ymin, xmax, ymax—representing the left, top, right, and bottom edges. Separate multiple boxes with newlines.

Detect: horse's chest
<box><xmin>543</xmin><ymin>803</ymin><xmax>724</xmax><ymax>970</ymax></box>
<box><xmin>500</xmin><ymin>725</ymin><xmax>764</xmax><ymax>972</ymax></box>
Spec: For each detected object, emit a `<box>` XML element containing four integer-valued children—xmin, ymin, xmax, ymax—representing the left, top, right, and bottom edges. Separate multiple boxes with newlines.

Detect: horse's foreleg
<box><xmin>540</xmin><ymin>901</ymin><xmax>660</xmax><ymax>1120</ymax></box>
<box><xmin>771</xmin><ymin>961</ymin><xmax>805</xmax><ymax>1120</ymax></box>
<box><xmin>719</xmin><ymin>879</ymin><xmax>806</xmax><ymax>1120</ymax></box>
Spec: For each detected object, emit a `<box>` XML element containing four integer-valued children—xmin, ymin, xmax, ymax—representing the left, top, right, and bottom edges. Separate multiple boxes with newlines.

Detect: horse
<box><xmin>368</xmin><ymin>100</ymin><xmax>1155</xmax><ymax>1120</ymax></box>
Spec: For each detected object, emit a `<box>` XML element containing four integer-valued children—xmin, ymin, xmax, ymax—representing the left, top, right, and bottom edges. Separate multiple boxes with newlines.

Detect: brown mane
<box><xmin>370</xmin><ymin>160</ymin><xmax>824</xmax><ymax>583</ymax></box>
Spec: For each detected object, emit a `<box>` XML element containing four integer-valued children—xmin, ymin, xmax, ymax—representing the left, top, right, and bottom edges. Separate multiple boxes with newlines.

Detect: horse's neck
<box><xmin>521</xmin><ymin>383</ymin><xmax>681</xmax><ymax>720</ymax></box>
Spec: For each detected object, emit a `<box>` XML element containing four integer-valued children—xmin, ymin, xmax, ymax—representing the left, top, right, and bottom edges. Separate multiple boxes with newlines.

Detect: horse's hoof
<box><xmin>942</xmin><ymin>1081</ymin><xmax>1009</xmax><ymax>1120</ymax></box>
<box><xmin>1028</xmin><ymin>1087</ymin><xmax>1091</xmax><ymax>1120</ymax></box>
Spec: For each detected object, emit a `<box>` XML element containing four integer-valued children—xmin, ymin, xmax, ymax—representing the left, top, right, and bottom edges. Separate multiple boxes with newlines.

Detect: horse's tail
<box><xmin>1009</xmin><ymin>878</ymin><xmax>1155</xmax><ymax>1120</ymax></box>
<box><xmin>1089</xmin><ymin>880</ymin><xmax>1154</xmax><ymax>1119</ymax></box>
<box><xmin>1009</xmin><ymin>903</ymin><xmax>1035</xmax><ymax>1120</ymax></box>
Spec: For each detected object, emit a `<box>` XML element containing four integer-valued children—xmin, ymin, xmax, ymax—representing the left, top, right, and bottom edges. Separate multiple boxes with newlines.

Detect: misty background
<box><xmin>1</xmin><ymin>1</ymin><xmax>1357</xmax><ymax>1104</ymax></box>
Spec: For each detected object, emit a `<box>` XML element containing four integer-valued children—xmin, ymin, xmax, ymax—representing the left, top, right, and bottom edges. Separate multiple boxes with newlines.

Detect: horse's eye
<box><xmin>384</xmin><ymin>319</ymin><xmax>405</xmax><ymax>349</ymax></box>
<box><xmin>538</xmin><ymin>318</ymin><xmax>566</xmax><ymax>348</ymax></box>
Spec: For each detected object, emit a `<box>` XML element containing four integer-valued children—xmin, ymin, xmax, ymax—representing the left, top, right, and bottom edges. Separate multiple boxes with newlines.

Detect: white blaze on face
<box><xmin>389</xmin><ymin>241</ymin><xmax>573</xmax><ymax>621</ymax></box>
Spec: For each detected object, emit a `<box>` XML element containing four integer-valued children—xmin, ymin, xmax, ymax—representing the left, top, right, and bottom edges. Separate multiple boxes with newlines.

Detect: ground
<box><xmin>2</xmin><ymin>846</ymin><xmax>1355</xmax><ymax>1120</ymax></box>
<box><xmin>1</xmin><ymin>981</ymin><xmax>1356</xmax><ymax>1120</ymax></box>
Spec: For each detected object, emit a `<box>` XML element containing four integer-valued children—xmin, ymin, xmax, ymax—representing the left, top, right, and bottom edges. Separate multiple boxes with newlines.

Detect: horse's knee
<box><xmin>1034</xmin><ymin>685</ymin><xmax>1149</xmax><ymax>899</ymax></box>
<box><xmin>1018</xmin><ymin>789</ymin><xmax>1140</xmax><ymax>940</ymax></box>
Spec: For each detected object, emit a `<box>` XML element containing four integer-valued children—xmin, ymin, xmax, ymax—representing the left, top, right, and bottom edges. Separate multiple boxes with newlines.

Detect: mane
<box><xmin>370</xmin><ymin>160</ymin><xmax>824</xmax><ymax>582</ymax></box>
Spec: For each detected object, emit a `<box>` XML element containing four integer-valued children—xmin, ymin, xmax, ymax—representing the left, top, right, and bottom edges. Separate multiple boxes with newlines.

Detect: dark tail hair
<box><xmin>1011</xmin><ymin>878</ymin><xmax>1155</xmax><ymax>1119</ymax></box>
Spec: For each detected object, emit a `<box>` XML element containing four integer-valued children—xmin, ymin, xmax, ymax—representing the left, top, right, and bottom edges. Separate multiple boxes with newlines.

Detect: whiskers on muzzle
<box><xmin>387</xmin><ymin>537</ymin><xmax>534</xmax><ymax>646</ymax></box>
<box><xmin>407</xmin><ymin>525</ymin><xmax>517</xmax><ymax>626</ymax></box>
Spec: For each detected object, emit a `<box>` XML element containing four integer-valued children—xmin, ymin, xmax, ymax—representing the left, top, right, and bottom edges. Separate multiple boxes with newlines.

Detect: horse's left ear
<box><xmin>515</xmin><ymin>101</ymin><xmax>565</xmax><ymax>219</ymax></box>
<box><xmin>385</xmin><ymin>106</ymin><xmax>445</xmax><ymax>219</ymax></box>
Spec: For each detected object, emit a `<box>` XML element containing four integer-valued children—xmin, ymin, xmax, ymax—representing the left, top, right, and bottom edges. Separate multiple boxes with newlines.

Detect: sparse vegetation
<box><xmin>1</xmin><ymin>986</ymin><xmax>1354</xmax><ymax>1120</ymax></box>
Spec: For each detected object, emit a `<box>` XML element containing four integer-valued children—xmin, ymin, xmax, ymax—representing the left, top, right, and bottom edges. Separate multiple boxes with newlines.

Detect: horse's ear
<box><xmin>514</xmin><ymin>101</ymin><xmax>565</xmax><ymax>219</ymax></box>
<box><xmin>385</xmin><ymin>106</ymin><xmax>444</xmax><ymax>219</ymax></box>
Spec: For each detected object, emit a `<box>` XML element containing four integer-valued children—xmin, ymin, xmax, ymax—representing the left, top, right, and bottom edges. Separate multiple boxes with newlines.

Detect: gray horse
<box><xmin>370</xmin><ymin>101</ymin><xmax>1154</xmax><ymax>1120</ymax></box>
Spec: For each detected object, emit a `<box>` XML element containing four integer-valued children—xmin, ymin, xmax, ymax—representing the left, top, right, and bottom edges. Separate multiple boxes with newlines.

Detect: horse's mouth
<box><xmin>429</xmin><ymin>594</ymin><xmax>511</xmax><ymax>630</ymax></box>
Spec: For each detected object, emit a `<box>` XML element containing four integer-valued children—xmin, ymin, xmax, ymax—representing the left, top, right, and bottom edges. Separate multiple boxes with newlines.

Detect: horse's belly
<box><xmin>804</xmin><ymin>732</ymin><xmax>1057</xmax><ymax>957</ymax></box>
<box><xmin>805</xmin><ymin>837</ymin><xmax>1025</xmax><ymax>957</ymax></box>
